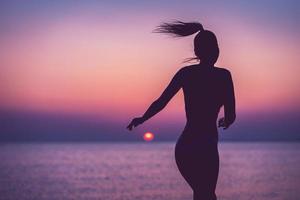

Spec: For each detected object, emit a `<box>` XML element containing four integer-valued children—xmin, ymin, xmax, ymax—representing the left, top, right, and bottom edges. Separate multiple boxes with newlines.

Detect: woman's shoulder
<box><xmin>178</xmin><ymin>64</ymin><xmax>199</xmax><ymax>72</ymax></box>
<box><xmin>180</xmin><ymin>65</ymin><xmax>231</xmax><ymax>72</ymax></box>
<box><xmin>177</xmin><ymin>65</ymin><xmax>232</xmax><ymax>78</ymax></box>
<box><xmin>213</xmin><ymin>66</ymin><xmax>233</xmax><ymax>77</ymax></box>
<box><xmin>213</xmin><ymin>66</ymin><xmax>231</xmax><ymax>73</ymax></box>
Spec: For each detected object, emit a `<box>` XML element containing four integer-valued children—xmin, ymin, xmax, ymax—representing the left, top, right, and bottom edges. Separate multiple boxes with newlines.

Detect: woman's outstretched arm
<box><xmin>218</xmin><ymin>70</ymin><xmax>236</xmax><ymax>129</ymax></box>
<box><xmin>127</xmin><ymin>69</ymin><xmax>183</xmax><ymax>130</ymax></box>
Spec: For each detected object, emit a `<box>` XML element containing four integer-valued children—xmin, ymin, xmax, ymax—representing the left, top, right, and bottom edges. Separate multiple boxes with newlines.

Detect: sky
<box><xmin>0</xmin><ymin>0</ymin><xmax>299</xmax><ymax>141</ymax></box>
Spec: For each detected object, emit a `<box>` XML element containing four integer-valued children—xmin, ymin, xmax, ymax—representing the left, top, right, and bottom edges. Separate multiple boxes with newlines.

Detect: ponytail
<box><xmin>153</xmin><ymin>21</ymin><xmax>204</xmax><ymax>37</ymax></box>
<box><xmin>154</xmin><ymin>20</ymin><xmax>219</xmax><ymax>64</ymax></box>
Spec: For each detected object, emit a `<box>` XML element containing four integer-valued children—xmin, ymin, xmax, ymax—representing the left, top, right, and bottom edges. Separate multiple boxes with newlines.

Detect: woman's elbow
<box><xmin>152</xmin><ymin>99</ymin><xmax>167</xmax><ymax>111</ymax></box>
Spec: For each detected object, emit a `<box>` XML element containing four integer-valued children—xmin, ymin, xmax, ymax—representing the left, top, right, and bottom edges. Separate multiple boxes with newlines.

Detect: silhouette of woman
<box><xmin>127</xmin><ymin>21</ymin><xmax>236</xmax><ymax>200</ymax></box>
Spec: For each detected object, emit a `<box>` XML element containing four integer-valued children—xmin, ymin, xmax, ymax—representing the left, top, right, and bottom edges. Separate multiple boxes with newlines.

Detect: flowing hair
<box><xmin>154</xmin><ymin>21</ymin><xmax>219</xmax><ymax>64</ymax></box>
<box><xmin>153</xmin><ymin>21</ymin><xmax>204</xmax><ymax>37</ymax></box>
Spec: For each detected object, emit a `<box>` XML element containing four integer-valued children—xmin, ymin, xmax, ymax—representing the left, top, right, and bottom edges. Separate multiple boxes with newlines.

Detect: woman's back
<box><xmin>178</xmin><ymin>64</ymin><xmax>234</xmax><ymax>141</ymax></box>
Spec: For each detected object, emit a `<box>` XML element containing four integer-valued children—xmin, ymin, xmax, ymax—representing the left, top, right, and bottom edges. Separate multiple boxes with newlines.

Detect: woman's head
<box><xmin>154</xmin><ymin>21</ymin><xmax>219</xmax><ymax>65</ymax></box>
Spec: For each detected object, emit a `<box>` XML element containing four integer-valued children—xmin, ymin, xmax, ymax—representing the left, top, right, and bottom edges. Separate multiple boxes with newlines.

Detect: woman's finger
<box><xmin>127</xmin><ymin>121</ymin><xmax>134</xmax><ymax>130</ymax></box>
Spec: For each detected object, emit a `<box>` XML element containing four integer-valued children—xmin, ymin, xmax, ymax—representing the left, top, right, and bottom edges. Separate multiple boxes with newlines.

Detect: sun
<box><xmin>143</xmin><ymin>132</ymin><xmax>154</xmax><ymax>142</ymax></box>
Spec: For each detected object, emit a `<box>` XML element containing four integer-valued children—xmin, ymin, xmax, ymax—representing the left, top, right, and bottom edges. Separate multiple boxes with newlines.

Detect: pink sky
<box><xmin>0</xmin><ymin>1</ymin><xmax>299</xmax><ymax>122</ymax></box>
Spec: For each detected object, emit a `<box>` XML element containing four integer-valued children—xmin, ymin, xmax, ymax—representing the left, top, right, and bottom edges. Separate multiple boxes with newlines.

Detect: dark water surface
<box><xmin>0</xmin><ymin>142</ymin><xmax>299</xmax><ymax>200</ymax></box>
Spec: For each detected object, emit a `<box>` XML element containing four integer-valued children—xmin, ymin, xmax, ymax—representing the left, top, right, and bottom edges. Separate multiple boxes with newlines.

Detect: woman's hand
<box><xmin>218</xmin><ymin>117</ymin><xmax>228</xmax><ymax>130</ymax></box>
<box><xmin>127</xmin><ymin>117</ymin><xmax>145</xmax><ymax>131</ymax></box>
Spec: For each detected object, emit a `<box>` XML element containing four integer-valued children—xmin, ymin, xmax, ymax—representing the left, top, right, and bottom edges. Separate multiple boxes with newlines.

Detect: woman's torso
<box><xmin>179</xmin><ymin>64</ymin><xmax>228</xmax><ymax>142</ymax></box>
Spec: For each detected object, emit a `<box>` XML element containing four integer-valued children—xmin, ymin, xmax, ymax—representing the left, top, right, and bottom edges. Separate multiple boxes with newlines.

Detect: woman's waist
<box><xmin>184</xmin><ymin>122</ymin><xmax>218</xmax><ymax>132</ymax></box>
<box><xmin>176</xmin><ymin>133</ymin><xmax>218</xmax><ymax>153</ymax></box>
<box><xmin>178</xmin><ymin>128</ymin><xmax>218</xmax><ymax>144</ymax></box>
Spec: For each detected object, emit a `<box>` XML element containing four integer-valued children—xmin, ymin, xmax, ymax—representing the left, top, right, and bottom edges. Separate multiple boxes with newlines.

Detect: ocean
<box><xmin>0</xmin><ymin>142</ymin><xmax>299</xmax><ymax>200</ymax></box>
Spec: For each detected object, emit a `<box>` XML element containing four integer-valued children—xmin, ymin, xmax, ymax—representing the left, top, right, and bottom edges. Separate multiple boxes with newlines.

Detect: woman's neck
<box><xmin>199</xmin><ymin>62</ymin><xmax>214</xmax><ymax>67</ymax></box>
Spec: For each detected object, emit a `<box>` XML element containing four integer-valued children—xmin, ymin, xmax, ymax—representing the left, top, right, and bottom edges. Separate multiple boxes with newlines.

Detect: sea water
<box><xmin>0</xmin><ymin>142</ymin><xmax>299</xmax><ymax>200</ymax></box>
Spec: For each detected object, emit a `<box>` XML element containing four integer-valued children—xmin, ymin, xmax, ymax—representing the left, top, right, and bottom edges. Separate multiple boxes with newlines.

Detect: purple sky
<box><xmin>0</xmin><ymin>0</ymin><xmax>299</xmax><ymax>141</ymax></box>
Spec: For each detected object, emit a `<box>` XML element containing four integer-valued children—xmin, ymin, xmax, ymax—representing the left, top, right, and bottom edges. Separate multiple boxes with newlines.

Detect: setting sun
<box><xmin>143</xmin><ymin>132</ymin><xmax>154</xmax><ymax>142</ymax></box>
